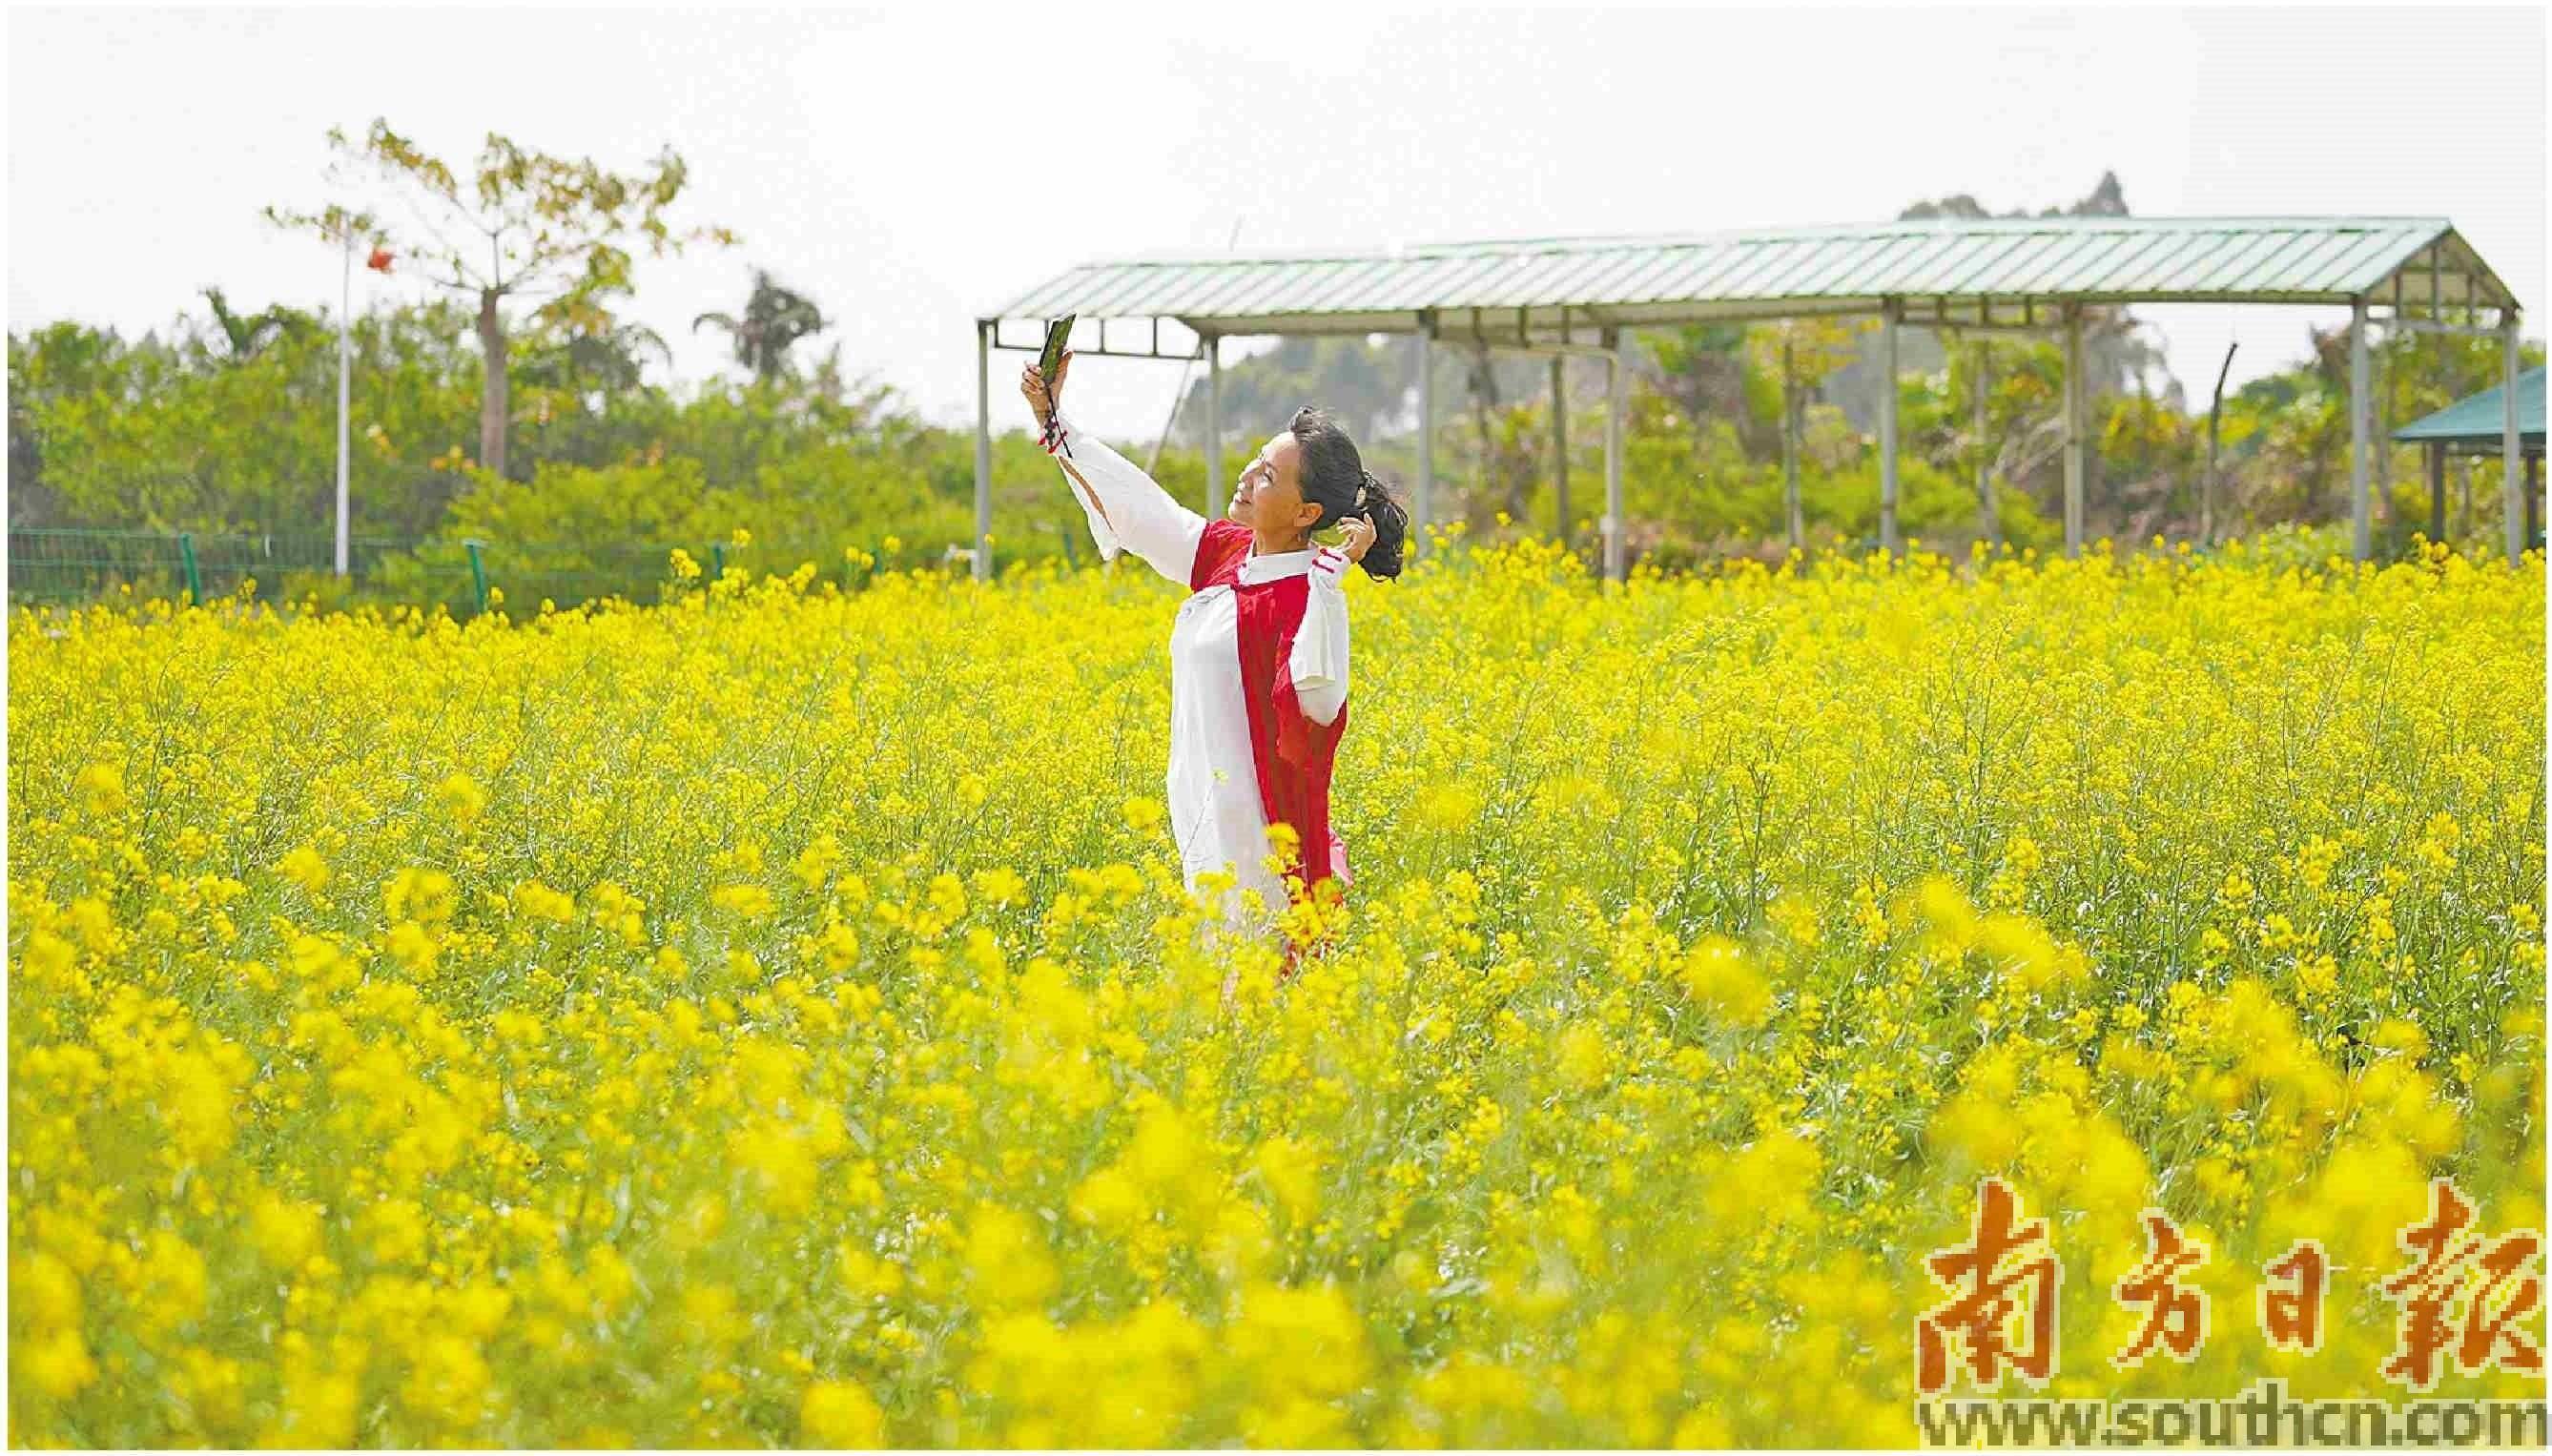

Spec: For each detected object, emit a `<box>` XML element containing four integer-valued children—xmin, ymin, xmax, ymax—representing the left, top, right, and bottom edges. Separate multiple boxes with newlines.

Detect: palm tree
<box><xmin>693</xmin><ymin>269</ymin><xmax>827</xmax><ymax>384</ymax></box>
<box><xmin>526</xmin><ymin>317</ymin><xmax>674</xmax><ymax>397</ymax></box>
<box><xmin>201</xmin><ymin>288</ymin><xmax>313</xmax><ymax>361</ymax></box>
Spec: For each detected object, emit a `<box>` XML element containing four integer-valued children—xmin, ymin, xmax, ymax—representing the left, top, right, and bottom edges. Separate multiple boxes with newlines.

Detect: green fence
<box><xmin>6</xmin><ymin>528</ymin><xmax>978</xmax><ymax>616</ymax></box>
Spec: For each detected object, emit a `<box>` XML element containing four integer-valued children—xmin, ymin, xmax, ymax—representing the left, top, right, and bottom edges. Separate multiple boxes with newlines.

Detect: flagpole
<box><xmin>336</xmin><ymin>220</ymin><xmax>352</xmax><ymax>579</ymax></box>
<box><xmin>337</xmin><ymin>221</ymin><xmax>352</xmax><ymax>576</ymax></box>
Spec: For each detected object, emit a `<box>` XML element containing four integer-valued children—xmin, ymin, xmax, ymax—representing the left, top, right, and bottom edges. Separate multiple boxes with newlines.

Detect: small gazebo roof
<box><xmin>2392</xmin><ymin>366</ymin><xmax>2544</xmax><ymax>455</ymax></box>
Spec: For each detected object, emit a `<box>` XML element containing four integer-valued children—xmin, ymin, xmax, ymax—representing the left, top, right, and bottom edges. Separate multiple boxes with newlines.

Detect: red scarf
<box><xmin>1188</xmin><ymin>521</ymin><xmax>1352</xmax><ymax>906</ymax></box>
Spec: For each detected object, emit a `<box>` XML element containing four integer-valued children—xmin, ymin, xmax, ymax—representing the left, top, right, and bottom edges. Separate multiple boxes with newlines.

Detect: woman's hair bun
<box><xmin>1291</xmin><ymin>405</ymin><xmax>1410</xmax><ymax>581</ymax></box>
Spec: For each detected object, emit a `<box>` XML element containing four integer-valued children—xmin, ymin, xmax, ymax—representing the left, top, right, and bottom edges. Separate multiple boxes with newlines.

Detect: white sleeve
<box><xmin>1044</xmin><ymin>409</ymin><xmax>1208</xmax><ymax>586</ymax></box>
<box><xmin>1292</xmin><ymin>543</ymin><xmax>1351</xmax><ymax>726</ymax></box>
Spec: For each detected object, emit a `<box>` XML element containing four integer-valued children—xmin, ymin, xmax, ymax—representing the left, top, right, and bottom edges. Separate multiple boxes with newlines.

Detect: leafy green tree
<box><xmin>201</xmin><ymin>289</ymin><xmax>317</xmax><ymax>361</ymax></box>
<box><xmin>1745</xmin><ymin>318</ymin><xmax>1871</xmax><ymax>547</ymax></box>
<box><xmin>9</xmin><ymin>320</ymin><xmax>149</xmax><ymax>526</ymax></box>
<box><xmin>694</xmin><ymin>270</ymin><xmax>828</xmax><ymax>384</ymax></box>
<box><xmin>1646</xmin><ymin>323</ymin><xmax>1765</xmax><ymax>452</ymax></box>
<box><xmin>268</xmin><ymin>119</ymin><xmax>737</xmax><ymax>479</ymax></box>
<box><xmin>10</xmin><ymin>303</ymin><xmax>484</xmax><ymax>538</ymax></box>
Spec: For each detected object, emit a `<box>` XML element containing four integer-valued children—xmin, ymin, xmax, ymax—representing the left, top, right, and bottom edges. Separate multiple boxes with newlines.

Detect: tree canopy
<box><xmin>267</xmin><ymin>120</ymin><xmax>737</xmax><ymax>479</ymax></box>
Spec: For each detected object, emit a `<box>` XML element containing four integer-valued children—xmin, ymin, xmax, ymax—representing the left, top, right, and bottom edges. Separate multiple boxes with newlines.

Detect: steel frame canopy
<box><xmin>974</xmin><ymin>215</ymin><xmax>2529</xmax><ymax>581</ymax></box>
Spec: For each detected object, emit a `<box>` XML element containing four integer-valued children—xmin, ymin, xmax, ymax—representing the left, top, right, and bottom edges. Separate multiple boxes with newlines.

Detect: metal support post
<box><xmin>2351</xmin><ymin>297</ymin><xmax>2372</xmax><ymax>562</ymax></box>
<box><xmin>2506</xmin><ymin>311</ymin><xmax>2526</xmax><ymax>564</ymax></box>
<box><xmin>1551</xmin><ymin>355</ymin><xmax>1569</xmax><ymax>546</ymax></box>
<box><xmin>1416</xmin><ymin>316</ymin><xmax>1435</xmax><ymax>558</ymax></box>
<box><xmin>2063</xmin><ymin>306</ymin><xmax>2085</xmax><ymax>557</ymax></box>
<box><xmin>1605</xmin><ymin>328</ymin><xmax>1626</xmax><ymax>583</ymax></box>
<box><xmin>1205</xmin><ymin>335</ymin><xmax>1224</xmax><ymax>519</ymax></box>
<box><xmin>1879</xmin><ymin>299</ymin><xmax>1901</xmax><ymax>554</ymax></box>
<box><xmin>2428</xmin><ymin>443</ymin><xmax>2447</xmax><ymax>543</ymax></box>
<box><xmin>974</xmin><ymin>319</ymin><xmax>993</xmax><ymax>582</ymax></box>
<box><xmin>1977</xmin><ymin>343</ymin><xmax>1998</xmax><ymax>548</ymax></box>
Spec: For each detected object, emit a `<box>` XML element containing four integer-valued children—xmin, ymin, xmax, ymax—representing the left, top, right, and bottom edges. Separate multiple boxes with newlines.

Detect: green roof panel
<box><xmin>986</xmin><ymin>216</ymin><xmax>2523</xmax><ymax>338</ymax></box>
<box><xmin>2391</xmin><ymin>367</ymin><xmax>2545</xmax><ymax>449</ymax></box>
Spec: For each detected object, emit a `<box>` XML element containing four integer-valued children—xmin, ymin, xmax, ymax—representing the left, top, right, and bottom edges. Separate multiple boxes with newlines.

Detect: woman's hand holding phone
<box><xmin>1020</xmin><ymin>349</ymin><xmax>1072</xmax><ymax>430</ymax></box>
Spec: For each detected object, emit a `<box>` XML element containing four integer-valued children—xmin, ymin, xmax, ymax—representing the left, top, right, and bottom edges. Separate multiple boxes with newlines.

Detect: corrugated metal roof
<box><xmin>2392</xmin><ymin>366</ymin><xmax>2545</xmax><ymax>448</ymax></box>
<box><xmin>987</xmin><ymin>216</ymin><xmax>2521</xmax><ymax>338</ymax></box>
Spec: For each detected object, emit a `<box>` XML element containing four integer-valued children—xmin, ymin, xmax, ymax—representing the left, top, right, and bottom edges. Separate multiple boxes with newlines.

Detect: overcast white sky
<box><xmin>9</xmin><ymin>5</ymin><xmax>2546</xmax><ymax>444</ymax></box>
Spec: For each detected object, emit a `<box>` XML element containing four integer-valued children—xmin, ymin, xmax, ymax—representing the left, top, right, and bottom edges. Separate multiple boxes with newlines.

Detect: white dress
<box><xmin>1042</xmin><ymin>410</ymin><xmax>1350</xmax><ymax>935</ymax></box>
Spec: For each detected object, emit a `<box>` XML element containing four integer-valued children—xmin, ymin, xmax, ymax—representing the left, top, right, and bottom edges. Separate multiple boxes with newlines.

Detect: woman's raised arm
<box><xmin>1025</xmin><ymin>356</ymin><xmax>1205</xmax><ymax>585</ymax></box>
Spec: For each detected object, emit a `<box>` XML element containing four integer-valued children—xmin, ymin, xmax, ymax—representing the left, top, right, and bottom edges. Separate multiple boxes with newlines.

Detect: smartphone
<box><xmin>1038</xmin><ymin>315</ymin><xmax>1076</xmax><ymax>389</ymax></box>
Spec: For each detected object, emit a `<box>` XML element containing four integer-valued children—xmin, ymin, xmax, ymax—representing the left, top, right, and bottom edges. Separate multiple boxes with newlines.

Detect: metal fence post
<box><xmin>2506</xmin><ymin>309</ymin><xmax>2526</xmax><ymax>565</ymax></box>
<box><xmin>177</xmin><ymin>532</ymin><xmax>203</xmax><ymax>605</ymax></box>
<box><xmin>710</xmin><ymin>542</ymin><xmax>727</xmax><ymax>582</ymax></box>
<box><xmin>465</xmin><ymin>540</ymin><xmax>489</xmax><ymax>616</ymax></box>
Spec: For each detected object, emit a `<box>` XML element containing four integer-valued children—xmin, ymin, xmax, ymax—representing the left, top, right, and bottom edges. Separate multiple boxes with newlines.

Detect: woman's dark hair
<box><xmin>1288</xmin><ymin>404</ymin><xmax>1409</xmax><ymax>580</ymax></box>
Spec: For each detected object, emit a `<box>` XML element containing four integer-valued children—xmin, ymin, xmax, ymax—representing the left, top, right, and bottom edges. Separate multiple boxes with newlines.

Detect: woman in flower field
<box><xmin>1023</xmin><ymin>349</ymin><xmax>1407</xmax><ymax>974</ymax></box>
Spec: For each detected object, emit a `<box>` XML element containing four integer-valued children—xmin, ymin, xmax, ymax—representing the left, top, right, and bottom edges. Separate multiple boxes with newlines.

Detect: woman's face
<box><xmin>1228</xmin><ymin>432</ymin><xmax>1322</xmax><ymax>538</ymax></box>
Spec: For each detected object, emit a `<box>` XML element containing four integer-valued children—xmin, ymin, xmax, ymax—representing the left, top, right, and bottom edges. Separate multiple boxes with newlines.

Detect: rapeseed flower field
<box><xmin>8</xmin><ymin>537</ymin><xmax>2544</xmax><ymax>1446</ymax></box>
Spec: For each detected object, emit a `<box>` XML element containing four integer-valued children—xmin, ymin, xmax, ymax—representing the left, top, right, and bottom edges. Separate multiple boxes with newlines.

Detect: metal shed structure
<box><xmin>977</xmin><ymin>215</ymin><xmax>2530</xmax><ymax>580</ymax></box>
<box><xmin>2392</xmin><ymin>364</ymin><xmax>2544</xmax><ymax>546</ymax></box>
